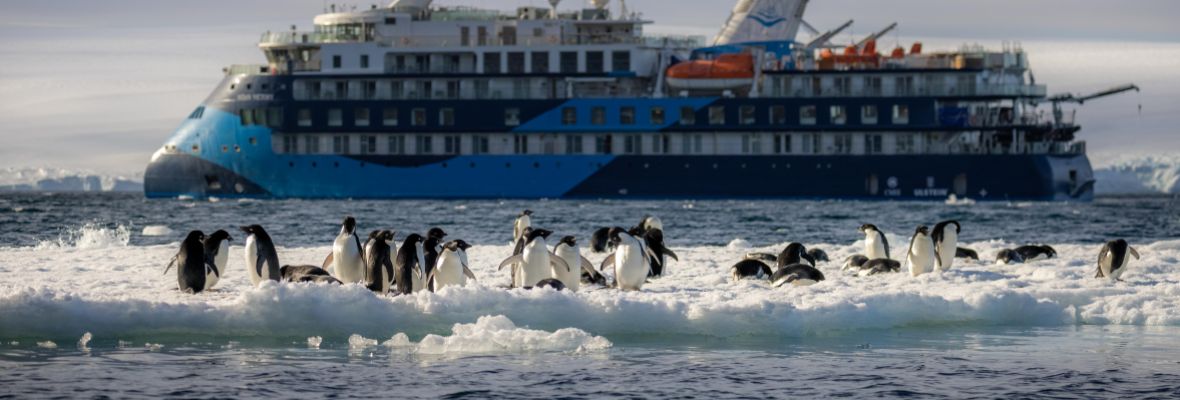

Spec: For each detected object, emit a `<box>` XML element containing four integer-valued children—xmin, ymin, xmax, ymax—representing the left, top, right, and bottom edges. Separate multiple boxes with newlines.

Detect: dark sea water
<box><xmin>1</xmin><ymin>193</ymin><xmax>1179</xmax><ymax>399</ymax></box>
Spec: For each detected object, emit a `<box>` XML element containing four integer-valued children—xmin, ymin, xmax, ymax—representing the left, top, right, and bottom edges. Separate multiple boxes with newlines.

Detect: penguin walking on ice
<box><xmin>931</xmin><ymin>220</ymin><xmax>961</xmax><ymax>272</ymax></box>
<box><xmin>905</xmin><ymin>226</ymin><xmax>936</xmax><ymax>277</ymax></box>
<box><xmin>201</xmin><ymin>229</ymin><xmax>232</xmax><ymax>291</ymax></box>
<box><xmin>859</xmin><ymin>224</ymin><xmax>891</xmax><ymax>260</ymax></box>
<box><xmin>600</xmin><ymin>227</ymin><xmax>654</xmax><ymax>291</ymax></box>
<box><xmin>393</xmin><ymin>234</ymin><xmax>427</xmax><ymax>295</ymax></box>
<box><xmin>497</xmin><ymin>228</ymin><xmax>570</xmax><ymax>289</ymax></box>
<box><xmin>240</xmin><ymin>225</ymin><xmax>281</xmax><ymax>285</ymax></box>
<box><xmin>431</xmin><ymin>240</ymin><xmax>477</xmax><ymax>291</ymax></box>
<box><xmin>552</xmin><ymin>236</ymin><xmax>600</xmax><ymax>292</ymax></box>
<box><xmin>641</xmin><ymin>228</ymin><xmax>678</xmax><ymax>277</ymax></box>
<box><xmin>1096</xmin><ymin>239</ymin><xmax>1140</xmax><ymax>281</ymax></box>
<box><xmin>364</xmin><ymin>230</ymin><xmax>397</xmax><ymax>294</ymax></box>
<box><xmin>513</xmin><ymin>210</ymin><xmax>533</xmax><ymax>244</ymax></box>
<box><xmin>164</xmin><ymin>231</ymin><xmax>215</xmax><ymax>294</ymax></box>
<box><xmin>422</xmin><ymin>228</ymin><xmax>448</xmax><ymax>290</ymax></box>
<box><xmin>324</xmin><ymin>216</ymin><xmax>366</xmax><ymax>284</ymax></box>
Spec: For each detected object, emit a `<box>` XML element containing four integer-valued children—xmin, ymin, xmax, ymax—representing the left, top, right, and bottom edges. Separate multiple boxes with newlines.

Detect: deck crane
<box><xmin>1048</xmin><ymin>84</ymin><xmax>1140</xmax><ymax>126</ymax></box>
<box><xmin>855</xmin><ymin>22</ymin><xmax>898</xmax><ymax>48</ymax></box>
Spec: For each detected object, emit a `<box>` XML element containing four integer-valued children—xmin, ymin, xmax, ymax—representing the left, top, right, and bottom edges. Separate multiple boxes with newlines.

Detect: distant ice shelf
<box><xmin>0</xmin><ymin>167</ymin><xmax>142</xmax><ymax>193</ymax></box>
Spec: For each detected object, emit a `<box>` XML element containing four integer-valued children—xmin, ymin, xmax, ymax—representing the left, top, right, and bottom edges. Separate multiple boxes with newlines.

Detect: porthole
<box><xmin>533</xmin><ymin>162</ymin><xmax>540</xmax><ymax>168</ymax></box>
<box><xmin>234</xmin><ymin>145</ymin><xmax>241</xmax><ymax>153</ymax></box>
<box><xmin>311</xmin><ymin>162</ymin><xmax>318</xmax><ymax>168</ymax></box>
<box><xmin>221</xmin><ymin>145</ymin><xmax>228</xmax><ymax>153</ymax></box>
<box><xmin>249</xmin><ymin>137</ymin><xmax>258</xmax><ymax>146</ymax></box>
<box><xmin>469</xmin><ymin>162</ymin><xmax>476</xmax><ymax>168</ymax></box>
<box><xmin>288</xmin><ymin>162</ymin><xmax>294</xmax><ymax>167</ymax></box>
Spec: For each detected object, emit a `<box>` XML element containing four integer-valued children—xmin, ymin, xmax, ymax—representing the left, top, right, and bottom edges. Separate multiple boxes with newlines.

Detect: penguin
<box><xmin>280</xmin><ymin>265</ymin><xmax>342</xmax><ymax>284</ymax></box>
<box><xmin>806</xmin><ymin>248</ymin><xmax>830</xmax><ymax>263</ymax></box>
<box><xmin>323</xmin><ymin>216</ymin><xmax>365</xmax><ymax>284</ymax></box>
<box><xmin>841</xmin><ymin>254</ymin><xmax>870</xmax><ymax>271</ymax></box>
<box><xmin>995</xmin><ymin>249</ymin><xmax>1025</xmax><ymax>265</ymax></box>
<box><xmin>364</xmin><ymin>230</ymin><xmax>397</xmax><ymax>294</ymax></box>
<box><xmin>1096</xmin><ymin>239</ymin><xmax>1140</xmax><ymax>281</ymax></box>
<box><xmin>497</xmin><ymin>228</ymin><xmax>570</xmax><ymax>288</ymax></box>
<box><xmin>931</xmin><ymin>220</ymin><xmax>961</xmax><ymax>272</ymax></box>
<box><xmin>632</xmin><ymin>215</ymin><xmax>663</xmax><ymax>235</ymax></box>
<box><xmin>600</xmin><ymin>227</ymin><xmax>655</xmax><ymax>291</ymax></box>
<box><xmin>201</xmin><ymin>229</ymin><xmax>232</xmax><ymax>291</ymax></box>
<box><xmin>1015</xmin><ymin>245</ymin><xmax>1057</xmax><ymax>261</ymax></box>
<box><xmin>164</xmin><ymin>231</ymin><xmax>212</xmax><ymax>294</ymax></box>
<box><xmin>552</xmin><ymin>236</ymin><xmax>600</xmax><ymax>292</ymax></box>
<box><xmin>430</xmin><ymin>240</ymin><xmax>477</xmax><ymax>291</ymax></box>
<box><xmin>505</xmin><ymin>227</ymin><xmax>533</xmax><ymax>288</ymax></box>
<box><xmin>393</xmin><ymin>234</ymin><xmax>426</xmax><ymax>295</ymax></box>
<box><xmin>956</xmin><ymin>247</ymin><xmax>980</xmax><ymax>260</ymax></box>
<box><xmin>513</xmin><ymin>210</ymin><xmax>533</xmax><ymax>244</ymax></box>
<box><xmin>853</xmin><ymin>259</ymin><xmax>902</xmax><ymax>277</ymax></box>
<box><xmin>905</xmin><ymin>226</ymin><xmax>936</xmax><ymax>277</ymax></box>
<box><xmin>777</xmin><ymin>243</ymin><xmax>815</xmax><ymax>267</ymax></box>
<box><xmin>730</xmin><ymin>257</ymin><xmax>774</xmax><ymax>282</ymax></box>
<box><xmin>590</xmin><ymin>227</ymin><xmax>613</xmax><ymax>253</ymax></box>
<box><xmin>422</xmin><ymin>227</ymin><xmax>448</xmax><ymax>289</ymax></box>
<box><xmin>770</xmin><ymin>264</ymin><xmax>826</xmax><ymax>287</ymax></box>
<box><xmin>240</xmin><ymin>225</ymin><xmax>281</xmax><ymax>285</ymax></box>
<box><xmin>859</xmin><ymin>224</ymin><xmax>890</xmax><ymax>260</ymax></box>
<box><xmin>532</xmin><ymin>278</ymin><xmax>566</xmax><ymax>291</ymax></box>
<box><xmin>642</xmin><ymin>228</ymin><xmax>679</xmax><ymax>277</ymax></box>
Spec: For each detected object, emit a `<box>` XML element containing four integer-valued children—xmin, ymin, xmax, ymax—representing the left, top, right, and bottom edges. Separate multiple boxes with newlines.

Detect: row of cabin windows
<box><xmin>296</xmin><ymin>108</ymin><xmax>455</xmax><ymax>128</ymax></box>
<box><xmin>559</xmin><ymin>105</ymin><xmax>910</xmax><ymax>126</ymax></box>
<box><xmin>239</xmin><ymin>108</ymin><xmax>284</xmax><ymax>128</ymax></box>
<box><xmin>332</xmin><ymin>50</ymin><xmax>631</xmax><ymax>74</ymax></box>
<box><xmin>274</xmin><ymin>133</ymin><xmax>900</xmax><ymax>156</ymax></box>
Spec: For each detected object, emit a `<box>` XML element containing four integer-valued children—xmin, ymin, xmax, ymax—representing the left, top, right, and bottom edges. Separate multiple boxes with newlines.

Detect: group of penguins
<box><xmin>730</xmin><ymin>220</ymin><xmax>1143</xmax><ymax>285</ymax></box>
<box><xmin>164</xmin><ymin>210</ymin><xmax>678</xmax><ymax>294</ymax></box>
<box><xmin>166</xmin><ymin>215</ymin><xmax>1143</xmax><ymax>295</ymax></box>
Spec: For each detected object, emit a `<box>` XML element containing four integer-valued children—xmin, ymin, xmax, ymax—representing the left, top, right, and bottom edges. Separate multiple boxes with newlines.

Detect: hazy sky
<box><xmin>0</xmin><ymin>0</ymin><xmax>1177</xmax><ymax>174</ymax></box>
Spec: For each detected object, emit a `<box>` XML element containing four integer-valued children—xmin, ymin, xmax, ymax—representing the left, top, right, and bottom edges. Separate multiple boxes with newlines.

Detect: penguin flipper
<box><xmin>599</xmin><ymin>253</ymin><xmax>615</xmax><ymax>274</ymax></box>
<box><xmin>1129</xmin><ymin>246</ymin><xmax>1141</xmax><ymax>260</ymax></box>
<box><xmin>662</xmin><ymin>248</ymin><xmax>679</xmax><ymax>262</ymax></box>
<box><xmin>463</xmin><ymin>266</ymin><xmax>477</xmax><ymax>281</ymax></box>
<box><xmin>549</xmin><ymin>252</ymin><xmax>572</xmax><ymax>272</ymax></box>
<box><xmin>206</xmin><ymin>260</ymin><xmax>220</xmax><ymax>278</ymax></box>
<box><xmin>498</xmin><ymin>255</ymin><xmax>524</xmax><ymax>271</ymax></box>
<box><xmin>322</xmin><ymin>253</ymin><xmax>334</xmax><ymax>271</ymax></box>
<box><xmin>579</xmin><ymin>256</ymin><xmax>598</xmax><ymax>276</ymax></box>
<box><xmin>163</xmin><ymin>254</ymin><xmax>178</xmax><ymax>275</ymax></box>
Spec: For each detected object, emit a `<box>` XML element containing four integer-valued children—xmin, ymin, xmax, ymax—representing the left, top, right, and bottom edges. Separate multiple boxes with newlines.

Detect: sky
<box><xmin>0</xmin><ymin>0</ymin><xmax>1177</xmax><ymax>175</ymax></box>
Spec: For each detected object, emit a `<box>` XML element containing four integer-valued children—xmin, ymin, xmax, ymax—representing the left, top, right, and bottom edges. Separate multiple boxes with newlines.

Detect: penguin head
<box><xmin>1041</xmin><ymin>245</ymin><xmax>1057</xmax><ymax>257</ymax></box>
<box><xmin>947</xmin><ymin>220</ymin><xmax>961</xmax><ymax>234</ymax></box>
<box><xmin>528</xmin><ymin>228</ymin><xmax>553</xmax><ymax>242</ymax></box>
<box><xmin>341</xmin><ymin>216</ymin><xmax>357</xmax><ymax>235</ymax></box>
<box><xmin>644</xmin><ymin>228</ymin><xmax>664</xmax><ymax>242</ymax></box>
<box><xmin>368</xmin><ymin>230</ymin><xmax>383</xmax><ymax>240</ymax></box>
<box><xmin>627</xmin><ymin>225</ymin><xmax>646</xmax><ymax>238</ymax></box>
<box><xmin>445</xmin><ymin>239</ymin><xmax>472</xmax><ymax>251</ymax></box>
<box><xmin>239</xmin><ymin>225</ymin><xmax>265</xmax><ymax>236</ymax></box>
<box><xmin>206</xmin><ymin>229</ymin><xmax>232</xmax><ymax>243</ymax></box>
<box><xmin>607</xmin><ymin>227</ymin><xmax>628</xmax><ymax>245</ymax></box>
<box><xmin>558</xmin><ymin>236</ymin><xmax>577</xmax><ymax>247</ymax></box>
<box><xmin>427</xmin><ymin>227</ymin><xmax>447</xmax><ymax>240</ymax></box>
<box><xmin>780</xmin><ymin>243</ymin><xmax>807</xmax><ymax>260</ymax></box>
<box><xmin>520</xmin><ymin>210</ymin><xmax>534</xmax><ymax>217</ymax></box>
<box><xmin>914</xmin><ymin>226</ymin><xmax>930</xmax><ymax>237</ymax></box>
<box><xmin>380</xmin><ymin>230</ymin><xmax>396</xmax><ymax>242</ymax></box>
<box><xmin>859</xmin><ymin>224</ymin><xmax>879</xmax><ymax>234</ymax></box>
<box><xmin>403</xmin><ymin>233</ymin><xmax>425</xmax><ymax>249</ymax></box>
<box><xmin>184</xmin><ymin>230</ymin><xmax>206</xmax><ymax>243</ymax></box>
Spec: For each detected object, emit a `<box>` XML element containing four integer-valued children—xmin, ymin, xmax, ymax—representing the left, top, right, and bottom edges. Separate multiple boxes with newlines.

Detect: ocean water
<box><xmin>2</xmin><ymin>193</ymin><xmax>1180</xmax><ymax>398</ymax></box>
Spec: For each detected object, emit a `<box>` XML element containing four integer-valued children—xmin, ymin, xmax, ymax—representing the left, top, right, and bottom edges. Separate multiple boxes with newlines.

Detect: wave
<box><xmin>1094</xmin><ymin>154</ymin><xmax>1180</xmax><ymax>195</ymax></box>
<box><xmin>35</xmin><ymin>223</ymin><xmax>132</xmax><ymax>249</ymax></box>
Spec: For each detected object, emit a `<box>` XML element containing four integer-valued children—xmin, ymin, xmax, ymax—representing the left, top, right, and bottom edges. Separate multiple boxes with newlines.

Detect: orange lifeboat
<box><xmin>665</xmin><ymin>53</ymin><xmax>755</xmax><ymax>90</ymax></box>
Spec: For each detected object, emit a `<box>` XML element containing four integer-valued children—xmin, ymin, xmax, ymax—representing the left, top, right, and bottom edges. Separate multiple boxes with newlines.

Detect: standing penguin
<box><xmin>498</xmin><ymin>228</ymin><xmax>570</xmax><ymax>288</ymax></box>
<box><xmin>642</xmin><ymin>229</ymin><xmax>679</xmax><ymax>277</ymax></box>
<box><xmin>777</xmin><ymin>243</ymin><xmax>815</xmax><ymax>267</ymax></box>
<box><xmin>422</xmin><ymin>227</ymin><xmax>448</xmax><ymax>288</ymax></box>
<box><xmin>431</xmin><ymin>240</ymin><xmax>477</xmax><ymax>291</ymax></box>
<box><xmin>164</xmin><ymin>231</ymin><xmax>213</xmax><ymax>294</ymax></box>
<box><xmin>240</xmin><ymin>225</ymin><xmax>281</xmax><ymax>285</ymax></box>
<box><xmin>601</xmin><ymin>227</ymin><xmax>654</xmax><ymax>291</ymax></box>
<box><xmin>201</xmin><ymin>230</ymin><xmax>232</xmax><ymax>291</ymax></box>
<box><xmin>633</xmin><ymin>215</ymin><xmax>663</xmax><ymax>235</ymax></box>
<box><xmin>393</xmin><ymin>234</ymin><xmax>426</xmax><ymax>295</ymax></box>
<box><xmin>931</xmin><ymin>220</ymin><xmax>961</xmax><ymax>272</ymax></box>
<box><xmin>364</xmin><ymin>230</ymin><xmax>396</xmax><ymax>294</ymax></box>
<box><xmin>513</xmin><ymin>210</ymin><xmax>533</xmax><ymax>243</ymax></box>
<box><xmin>859</xmin><ymin>224</ymin><xmax>891</xmax><ymax>260</ymax></box>
<box><xmin>590</xmin><ymin>227</ymin><xmax>613</xmax><ymax>253</ymax></box>
<box><xmin>552</xmin><ymin>236</ymin><xmax>599</xmax><ymax>292</ymax></box>
<box><xmin>905</xmin><ymin>226</ymin><xmax>936</xmax><ymax>277</ymax></box>
<box><xmin>324</xmin><ymin>216</ymin><xmax>365</xmax><ymax>284</ymax></box>
<box><xmin>1096</xmin><ymin>239</ymin><xmax>1140</xmax><ymax>281</ymax></box>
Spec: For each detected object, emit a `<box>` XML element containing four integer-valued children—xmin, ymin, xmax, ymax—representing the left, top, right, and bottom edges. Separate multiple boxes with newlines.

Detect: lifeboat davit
<box><xmin>665</xmin><ymin>53</ymin><xmax>755</xmax><ymax>90</ymax></box>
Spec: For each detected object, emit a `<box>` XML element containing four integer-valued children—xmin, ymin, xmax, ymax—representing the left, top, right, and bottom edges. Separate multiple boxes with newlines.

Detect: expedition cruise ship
<box><xmin>143</xmin><ymin>0</ymin><xmax>1137</xmax><ymax>200</ymax></box>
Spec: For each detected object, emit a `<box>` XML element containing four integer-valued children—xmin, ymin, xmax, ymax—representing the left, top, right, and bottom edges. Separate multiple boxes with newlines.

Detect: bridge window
<box><xmin>531</xmin><ymin>52</ymin><xmax>549</xmax><ymax>73</ymax></box>
<box><xmin>513</xmin><ymin>135</ymin><xmax>529</xmax><ymax>154</ymax></box>
<box><xmin>709</xmin><ymin>106</ymin><xmax>725</xmax><ymax>125</ymax></box>
<box><xmin>332</xmin><ymin>135</ymin><xmax>350</xmax><ymax>154</ymax></box>
<box><xmin>774</xmin><ymin>134</ymin><xmax>792</xmax><ymax>154</ymax></box>
<box><xmin>591</xmin><ymin>107</ymin><xmax>606</xmax><ymax>125</ymax></box>
<box><xmin>560</xmin><ymin>52</ymin><xmax>578</xmax><ymax>73</ymax></box>
<box><xmin>483</xmin><ymin>53</ymin><xmax>501</xmax><ymax>74</ymax></box>
<box><xmin>650</xmin><ymin>107</ymin><xmax>665</xmax><ymax>125</ymax></box>
<box><xmin>865</xmin><ymin>134</ymin><xmax>883</xmax><ymax>154</ymax></box>
<box><xmin>443</xmin><ymin>135</ymin><xmax>460</xmax><ymax>155</ymax></box>
<box><xmin>652</xmin><ymin>134</ymin><xmax>670</xmax><ymax>154</ymax></box>
<box><xmin>897</xmin><ymin>134</ymin><xmax>915</xmax><ymax>154</ymax></box>
<box><xmin>620</xmin><ymin>107</ymin><xmax>635</xmax><ymax>125</ymax></box>
<box><xmin>507</xmin><ymin>52</ymin><xmax>525</xmax><ymax>73</ymax></box>
<box><xmin>328</xmin><ymin>109</ymin><xmax>342</xmax><ymax>127</ymax></box>
<box><xmin>680</xmin><ymin>106</ymin><xmax>696</xmax><ymax>125</ymax></box>
<box><xmin>831</xmin><ymin>105</ymin><xmax>847</xmax><ymax>125</ymax></box>
<box><xmin>355</xmin><ymin>108</ymin><xmax>370</xmax><ymax>127</ymax></box>
<box><xmin>862</xmin><ymin>105</ymin><xmax>879</xmax><ymax>124</ymax></box>
<box><xmin>561</xmin><ymin>107</ymin><xmax>577</xmax><ymax>125</ymax></box>
<box><xmin>893</xmin><ymin>105</ymin><xmax>910</xmax><ymax>124</ymax></box>
<box><xmin>586</xmin><ymin>51</ymin><xmax>604</xmax><ymax>73</ymax></box>
<box><xmin>439</xmin><ymin>108</ymin><xmax>455</xmax><ymax>126</ymax></box>
<box><xmin>505</xmin><ymin>108</ymin><xmax>521</xmax><ymax>126</ymax></box>
<box><xmin>388</xmin><ymin>135</ymin><xmax>405</xmax><ymax>155</ymax></box>
<box><xmin>565</xmin><ymin>135</ymin><xmax>583</xmax><ymax>154</ymax></box>
<box><xmin>612</xmin><ymin>51</ymin><xmax>630</xmax><ymax>72</ymax></box>
<box><xmin>801</xmin><ymin>106</ymin><xmax>817</xmax><ymax>125</ymax></box>
<box><xmin>332</xmin><ymin>55</ymin><xmax>342</xmax><ymax>69</ymax></box>
<box><xmin>740</xmin><ymin>105</ymin><xmax>756</xmax><ymax>125</ymax></box>
<box><xmin>360</xmin><ymin>55</ymin><xmax>369</xmax><ymax>69</ymax></box>
<box><xmin>833</xmin><ymin>134</ymin><xmax>852</xmax><ymax>154</ymax></box>
<box><xmin>383</xmin><ymin>108</ymin><xmax>399</xmax><ymax>126</ymax></box>
<box><xmin>770</xmin><ymin>105</ymin><xmax>786</xmax><ymax>125</ymax></box>
<box><xmin>267</xmin><ymin>108</ymin><xmax>283</xmax><ymax>127</ymax></box>
<box><xmin>411</xmin><ymin>108</ymin><xmax>426</xmax><ymax>126</ymax></box>
<box><xmin>415</xmin><ymin>135</ymin><xmax>433</xmax><ymax>154</ymax></box>
<box><xmin>362</xmin><ymin>135</ymin><xmax>378</xmax><ymax>154</ymax></box>
<box><xmin>471</xmin><ymin>135</ymin><xmax>490</xmax><ymax>154</ymax></box>
<box><xmin>595</xmin><ymin>135</ymin><xmax>612</xmax><ymax>154</ymax></box>
<box><xmin>623</xmin><ymin>135</ymin><xmax>641</xmax><ymax>154</ymax></box>
<box><xmin>304</xmin><ymin>136</ymin><xmax>321</xmax><ymax>153</ymax></box>
<box><xmin>239</xmin><ymin>109</ymin><xmax>254</xmax><ymax>126</ymax></box>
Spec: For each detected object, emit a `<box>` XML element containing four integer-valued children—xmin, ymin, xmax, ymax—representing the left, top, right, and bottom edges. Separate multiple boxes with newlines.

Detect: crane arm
<box><xmin>855</xmin><ymin>22</ymin><xmax>898</xmax><ymax>48</ymax></box>
<box><xmin>803</xmin><ymin>19</ymin><xmax>853</xmax><ymax>49</ymax></box>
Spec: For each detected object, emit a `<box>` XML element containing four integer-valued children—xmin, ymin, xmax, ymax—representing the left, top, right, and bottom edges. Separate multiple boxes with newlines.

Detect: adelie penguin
<box><xmin>1015</xmin><ymin>245</ymin><xmax>1057</xmax><ymax>261</ymax></box>
<box><xmin>859</xmin><ymin>224</ymin><xmax>890</xmax><ymax>260</ymax></box>
<box><xmin>553</xmin><ymin>236</ymin><xmax>600</xmax><ymax>292</ymax></box>
<box><xmin>777</xmin><ymin>243</ymin><xmax>815</xmax><ymax>267</ymax></box>
<box><xmin>392</xmin><ymin>234</ymin><xmax>427</xmax><ymax>294</ymax></box>
<box><xmin>201</xmin><ymin>230</ymin><xmax>232</xmax><ymax>290</ymax></box>
<box><xmin>770</xmin><ymin>263</ymin><xmax>826</xmax><ymax>288</ymax></box>
<box><xmin>240</xmin><ymin>225</ymin><xmax>281</xmax><ymax>285</ymax></box>
<box><xmin>498</xmin><ymin>228</ymin><xmax>570</xmax><ymax>288</ymax></box>
<box><xmin>730</xmin><ymin>255</ymin><xmax>774</xmax><ymax>282</ymax></box>
<box><xmin>601</xmin><ymin>227</ymin><xmax>655</xmax><ymax>291</ymax></box>
<box><xmin>995</xmin><ymin>249</ymin><xmax>1025</xmax><ymax>265</ymax></box>
<box><xmin>164</xmin><ymin>231</ymin><xmax>217</xmax><ymax>294</ymax></box>
<box><xmin>590</xmin><ymin>227</ymin><xmax>613</xmax><ymax>253</ymax></box>
<box><xmin>641</xmin><ymin>228</ymin><xmax>679</xmax><ymax>277</ymax></box>
<box><xmin>280</xmin><ymin>265</ymin><xmax>341</xmax><ymax>284</ymax></box>
<box><xmin>324</xmin><ymin>216</ymin><xmax>365</xmax><ymax>284</ymax></box>
<box><xmin>806</xmin><ymin>248</ymin><xmax>830</xmax><ymax>263</ymax></box>
<box><xmin>1096</xmin><ymin>239</ymin><xmax>1140</xmax><ymax>281</ymax></box>
<box><xmin>364</xmin><ymin>230</ymin><xmax>397</xmax><ymax>294</ymax></box>
<box><xmin>956</xmin><ymin>247</ymin><xmax>980</xmax><ymax>260</ymax></box>
<box><xmin>931</xmin><ymin>220</ymin><xmax>960</xmax><ymax>272</ymax></box>
<box><xmin>430</xmin><ymin>239</ymin><xmax>477</xmax><ymax>291</ymax></box>
<box><xmin>905</xmin><ymin>226</ymin><xmax>936</xmax><ymax>277</ymax></box>
<box><xmin>422</xmin><ymin>227</ymin><xmax>448</xmax><ymax>289</ymax></box>
<box><xmin>513</xmin><ymin>210</ymin><xmax>533</xmax><ymax>244</ymax></box>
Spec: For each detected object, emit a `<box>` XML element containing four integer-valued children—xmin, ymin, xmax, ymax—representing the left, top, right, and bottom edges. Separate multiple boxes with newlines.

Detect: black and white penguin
<box><xmin>1015</xmin><ymin>245</ymin><xmax>1057</xmax><ymax>261</ymax></box>
<box><xmin>859</xmin><ymin>224</ymin><xmax>890</xmax><ymax>260</ymax></box>
<box><xmin>601</xmin><ymin>227</ymin><xmax>654</xmax><ymax>291</ymax></box>
<box><xmin>642</xmin><ymin>229</ymin><xmax>679</xmax><ymax>277</ymax></box>
<box><xmin>956</xmin><ymin>247</ymin><xmax>980</xmax><ymax>260</ymax></box>
<box><xmin>995</xmin><ymin>249</ymin><xmax>1025</xmax><ymax>265</ymax></box>
<box><xmin>777</xmin><ymin>243</ymin><xmax>815</xmax><ymax>267</ymax></box>
<box><xmin>1096</xmin><ymin>239</ymin><xmax>1140</xmax><ymax>281</ymax></box>
<box><xmin>513</xmin><ymin>210</ymin><xmax>533</xmax><ymax>244</ymax></box>
<box><xmin>553</xmin><ymin>236</ymin><xmax>599</xmax><ymax>292</ymax></box>
<box><xmin>859</xmin><ymin>259</ymin><xmax>903</xmax><ymax>276</ymax></box>
<box><xmin>164</xmin><ymin>231</ymin><xmax>213</xmax><ymax>294</ymax></box>
<box><xmin>498</xmin><ymin>228</ymin><xmax>569</xmax><ymax>288</ymax></box>
<box><xmin>431</xmin><ymin>240</ymin><xmax>477</xmax><ymax>291</ymax></box>
<box><xmin>324</xmin><ymin>216</ymin><xmax>365</xmax><ymax>284</ymax></box>
<box><xmin>590</xmin><ymin>227</ymin><xmax>613</xmax><ymax>253</ymax></box>
<box><xmin>201</xmin><ymin>229</ymin><xmax>232</xmax><ymax>291</ymax></box>
<box><xmin>632</xmin><ymin>215</ymin><xmax>664</xmax><ymax>236</ymax></box>
<box><xmin>240</xmin><ymin>225</ymin><xmax>281</xmax><ymax>285</ymax></box>
<box><xmin>770</xmin><ymin>264</ymin><xmax>826</xmax><ymax>287</ymax></box>
<box><xmin>422</xmin><ymin>227</ymin><xmax>448</xmax><ymax>289</ymax></box>
<box><xmin>364</xmin><ymin>230</ymin><xmax>396</xmax><ymax>294</ymax></box>
<box><xmin>841</xmin><ymin>254</ymin><xmax>870</xmax><ymax>271</ymax></box>
<box><xmin>931</xmin><ymin>220</ymin><xmax>961</xmax><ymax>272</ymax></box>
<box><xmin>730</xmin><ymin>257</ymin><xmax>774</xmax><ymax>282</ymax></box>
<box><xmin>905</xmin><ymin>226</ymin><xmax>936</xmax><ymax>277</ymax></box>
<box><xmin>393</xmin><ymin>234</ymin><xmax>426</xmax><ymax>295</ymax></box>
<box><xmin>280</xmin><ymin>265</ymin><xmax>341</xmax><ymax>284</ymax></box>
<box><xmin>806</xmin><ymin>248</ymin><xmax>830</xmax><ymax>263</ymax></box>
<box><xmin>532</xmin><ymin>278</ymin><xmax>566</xmax><ymax>291</ymax></box>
